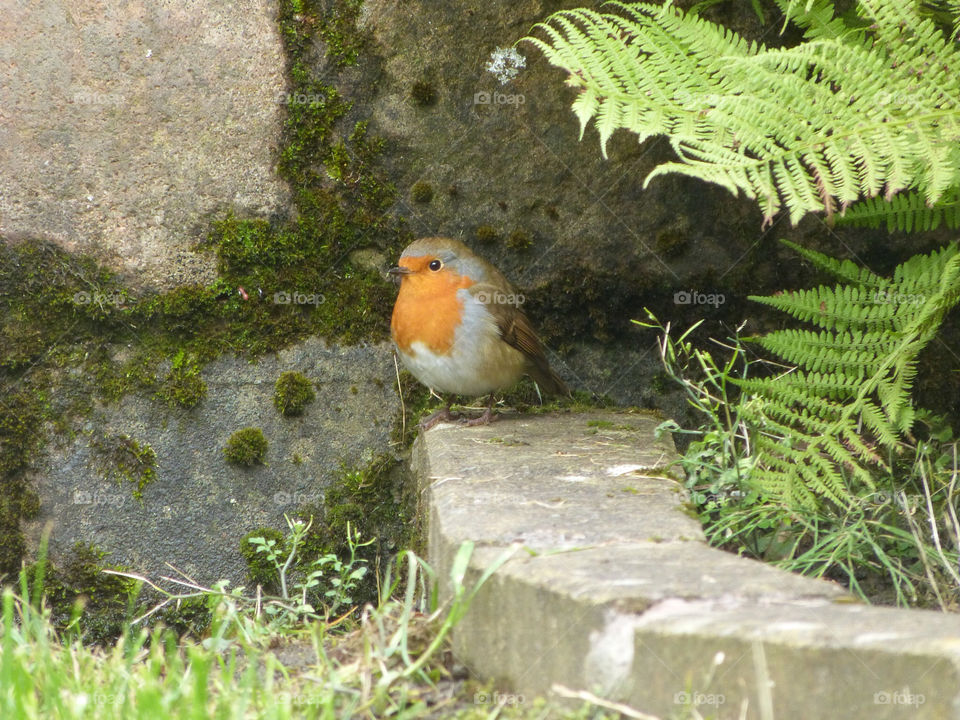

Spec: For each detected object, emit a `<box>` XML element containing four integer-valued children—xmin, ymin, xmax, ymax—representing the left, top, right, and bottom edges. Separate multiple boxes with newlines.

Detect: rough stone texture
<box><xmin>24</xmin><ymin>337</ymin><xmax>399</xmax><ymax>585</ymax></box>
<box><xmin>0</xmin><ymin>0</ymin><xmax>290</xmax><ymax>290</ymax></box>
<box><xmin>414</xmin><ymin>412</ymin><xmax>960</xmax><ymax>720</ymax></box>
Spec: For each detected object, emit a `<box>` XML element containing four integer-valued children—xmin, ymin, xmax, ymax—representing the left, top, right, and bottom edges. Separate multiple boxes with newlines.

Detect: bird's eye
<box><xmin>428</xmin><ymin>259</ymin><xmax>442</xmax><ymax>271</ymax></box>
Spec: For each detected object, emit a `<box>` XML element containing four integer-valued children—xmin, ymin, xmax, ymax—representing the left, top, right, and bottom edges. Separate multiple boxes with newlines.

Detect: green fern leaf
<box><xmin>735</xmin><ymin>241</ymin><xmax>960</xmax><ymax>508</ymax></box>
<box><xmin>526</xmin><ymin>0</ymin><xmax>960</xmax><ymax>226</ymax></box>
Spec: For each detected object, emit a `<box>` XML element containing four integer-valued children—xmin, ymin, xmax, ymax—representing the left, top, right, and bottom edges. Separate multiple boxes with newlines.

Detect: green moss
<box><xmin>156</xmin><ymin>595</ymin><xmax>212</xmax><ymax>639</ymax></box>
<box><xmin>411</xmin><ymin>80</ymin><xmax>436</xmax><ymax>106</ymax></box>
<box><xmin>506</xmin><ymin>229</ymin><xmax>532</xmax><ymax>251</ymax></box>
<box><xmin>274</xmin><ymin>371</ymin><xmax>316</xmax><ymax>416</ymax></box>
<box><xmin>410</xmin><ymin>181</ymin><xmax>434</xmax><ymax>203</ymax></box>
<box><xmin>312</xmin><ymin>0</ymin><xmax>367</xmax><ymax>68</ymax></box>
<box><xmin>475</xmin><ymin>225</ymin><xmax>499</xmax><ymax>244</ymax></box>
<box><xmin>655</xmin><ymin>228</ymin><xmax>689</xmax><ymax>257</ymax></box>
<box><xmin>35</xmin><ymin>542</ymin><xmax>141</xmax><ymax>646</ymax></box>
<box><xmin>155</xmin><ymin>350</ymin><xmax>207</xmax><ymax>409</ymax></box>
<box><xmin>224</xmin><ymin>428</ymin><xmax>269</xmax><ymax>466</ymax></box>
<box><xmin>93</xmin><ymin>433</ymin><xmax>158</xmax><ymax>500</ymax></box>
<box><xmin>651</xmin><ymin>370</ymin><xmax>672</xmax><ymax>394</ymax></box>
<box><xmin>586</xmin><ymin>419</ymin><xmax>642</xmax><ymax>433</ymax></box>
<box><xmin>0</xmin><ymin>390</ymin><xmax>48</xmax><ymax>575</ymax></box>
<box><xmin>239</xmin><ymin>527</ymin><xmax>287</xmax><ymax>591</ymax></box>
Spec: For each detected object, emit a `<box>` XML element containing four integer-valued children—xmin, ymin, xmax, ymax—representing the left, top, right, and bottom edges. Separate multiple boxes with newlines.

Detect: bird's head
<box><xmin>388</xmin><ymin>237</ymin><xmax>497</xmax><ymax>293</ymax></box>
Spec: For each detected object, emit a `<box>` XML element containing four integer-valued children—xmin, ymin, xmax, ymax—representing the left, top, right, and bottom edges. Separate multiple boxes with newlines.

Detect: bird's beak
<box><xmin>387</xmin><ymin>266</ymin><xmax>412</xmax><ymax>284</ymax></box>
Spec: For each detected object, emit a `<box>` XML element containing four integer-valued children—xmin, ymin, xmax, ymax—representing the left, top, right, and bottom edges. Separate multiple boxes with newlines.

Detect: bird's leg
<box><xmin>463</xmin><ymin>394</ymin><xmax>498</xmax><ymax>427</ymax></box>
<box><xmin>419</xmin><ymin>399</ymin><xmax>460</xmax><ymax>431</ymax></box>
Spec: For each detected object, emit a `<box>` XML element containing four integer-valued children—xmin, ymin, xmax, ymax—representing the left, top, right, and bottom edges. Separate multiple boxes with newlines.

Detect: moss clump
<box><xmin>274</xmin><ymin>371</ymin><xmax>316</xmax><ymax>416</ymax></box>
<box><xmin>224</xmin><ymin>428</ymin><xmax>268</xmax><ymax>466</ymax></box>
<box><xmin>475</xmin><ymin>225</ymin><xmax>499</xmax><ymax>244</ymax></box>
<box><xmin>0</xmin><ymin>390</ymin><xmax>49</xmax><ymax>575</ymax></box>
<box><xmin>506</xmin><ymin>229</ymin><xmax>532</xmax><ymax>251</ymax></box>
<box><xmin>155</xmin><ymin>350</ymin><xmax>207</xmax><ymax>409</ymax></box>
<box><xmin>93</xmin><ymin>433</ymin><xmax>157</xmax><ymax>500</ymax></box>
<box><xmin>411</xmin><ymin>80</ymin><xmax>436</xmax><ymax>106</ymax></box>
<box><xmin>239</xmin><ymin>527</ymin><xmax>287</xmax><ymax>591</ymax></box>
<box><xmin>410</xmin><ymin>180</ymin><xmax>433</xmax><ymax>203</ymax></box>
<box><xmin>655</xmin><ymin>228</ymin><xmax>689</xmax><ymax>257</ymax></box>
<box><xmin>410</xmin><ymin>181</ymin><xmax>434</xmax><ymax>203</ymax></box>
<box><xmin>312</xmin><ymin>0</ymin><xmax>367</xmax><ymax>68</ymax></box>
<box><xmin>36</xmin><ymin>542</ymin><xmax>140</xmax><ymax>646</ymax></box>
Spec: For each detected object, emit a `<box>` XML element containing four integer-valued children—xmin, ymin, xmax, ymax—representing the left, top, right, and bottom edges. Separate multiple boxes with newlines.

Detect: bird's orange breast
<box><xmin>391</xmin><ymin>266</ymin><xmax>474</xmax><ymax>356</ymax></box>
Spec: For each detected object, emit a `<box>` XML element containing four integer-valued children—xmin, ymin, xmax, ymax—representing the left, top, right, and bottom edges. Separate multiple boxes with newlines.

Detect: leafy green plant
<box><xmin>737</xmin><ymin>240</ymin><xmax>960</xmax><ymax>509</ymax></box>
<box><xmin>245</xmin><ymin>517</ymin><xmax>372</xmax><ymax>622</ymax></box>
<box><xmin>525</xmin><ymin>0</ymin><xmax>960</xmax><ymax>227</ymax></box>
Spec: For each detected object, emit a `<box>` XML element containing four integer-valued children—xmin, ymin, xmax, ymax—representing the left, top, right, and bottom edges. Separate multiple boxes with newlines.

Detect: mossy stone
<box><xmin>506</xmin><ymin>229</ymin><xmax>532</xmax><ymax>251</ymax></box>
<box><xmin>475</xmin><ymin>225</ymin><xmax>499</xmax><ymax>244</ymax></box>
<box><xmin>274</xmin><ymin>371</ymin><xmax>316</xmax><ymax>416</ymax></box>
<box><xmin>224</xmin><ymin>427</ymin><xmax>268</xmax><ymax>466</ymax></box>
<box><xmin>93</xmin><ymin>432</ymin><xmax>158</xmax><ymax>500</ymax></box>
<box><xmin>411</xmin><ymin>181</ymin><xmax>434</xmax><ymax>203</ymax></box>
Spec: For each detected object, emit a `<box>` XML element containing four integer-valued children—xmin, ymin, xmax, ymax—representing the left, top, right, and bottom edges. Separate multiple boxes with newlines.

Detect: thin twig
<box><xmin>550</xmin><ymin>684</ymin><xmax>662</xmax><ymax>720</ymax></box>
<box><xmin>393</xmin><ymin>352</ymin><xmax>405</xmax><ymax>442</ymax></box>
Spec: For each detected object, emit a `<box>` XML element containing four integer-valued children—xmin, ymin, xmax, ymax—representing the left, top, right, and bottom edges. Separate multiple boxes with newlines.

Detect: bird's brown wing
<box><xmin>469</xmin><ymin>283</ymin><xmax>569</xmax><ymax>396</ymax></box>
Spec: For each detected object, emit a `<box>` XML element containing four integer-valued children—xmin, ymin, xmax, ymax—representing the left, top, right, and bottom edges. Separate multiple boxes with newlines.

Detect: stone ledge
<box><xmin>411</xmin><ymin>411</ymin><xmax>960</xmax><ymax>720</ymax></box>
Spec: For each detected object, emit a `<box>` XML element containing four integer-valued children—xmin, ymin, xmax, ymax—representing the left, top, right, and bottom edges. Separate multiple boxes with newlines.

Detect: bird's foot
<box><xmin>462</xmin><ymin>406</ymin><xmax>497</xmax><ymax>427</ymax></box>
<box><xmin>419</xmin><ymin>406</ymin><xmax>460</xmax><ymax>431</ymax></box>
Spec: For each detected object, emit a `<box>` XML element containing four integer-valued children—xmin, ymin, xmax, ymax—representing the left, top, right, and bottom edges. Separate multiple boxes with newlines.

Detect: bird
<box><xmin>389</xmin><ymin>237</ymin><xmax>568</xmax><ymax>430</ymax></box>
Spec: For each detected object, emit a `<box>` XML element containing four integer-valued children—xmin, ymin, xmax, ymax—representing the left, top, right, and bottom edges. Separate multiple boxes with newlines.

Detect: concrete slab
<box><xmin>413</xmin><ymin>411</ymin><xmax>960</xmax><ymax>720</ymax></box>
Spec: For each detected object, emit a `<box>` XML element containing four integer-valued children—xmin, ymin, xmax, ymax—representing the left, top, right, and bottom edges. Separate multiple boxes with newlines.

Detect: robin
<box><xmin>389</xmin><ymin>237</ymin><xmax>568</xmax><ymax>429</ymax></box>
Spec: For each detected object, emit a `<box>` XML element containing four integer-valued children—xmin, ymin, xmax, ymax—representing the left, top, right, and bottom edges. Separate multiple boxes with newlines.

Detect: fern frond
<box><xmin>526</xmin><ymin>0</ymin><xmax>960</xmax><ymax>226</ymax></box>
<box><xmin>771</xmin><ymin>0</ymin><xmax>869</xmax><ymax>41</ymax></box>
<box><xmin>836</xmin><ymin>189</ymin><xmax>960</xmax><ymax>231</ymax></box>
<box><xmin>777</xmin><ymin>239</ymin><xmax>887</xmax><ymax>288</ymax></box>
<box><xmin>735</xmin><ymin>241</ymin><xmax>960</xmax><ymax>509</ymax></box>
